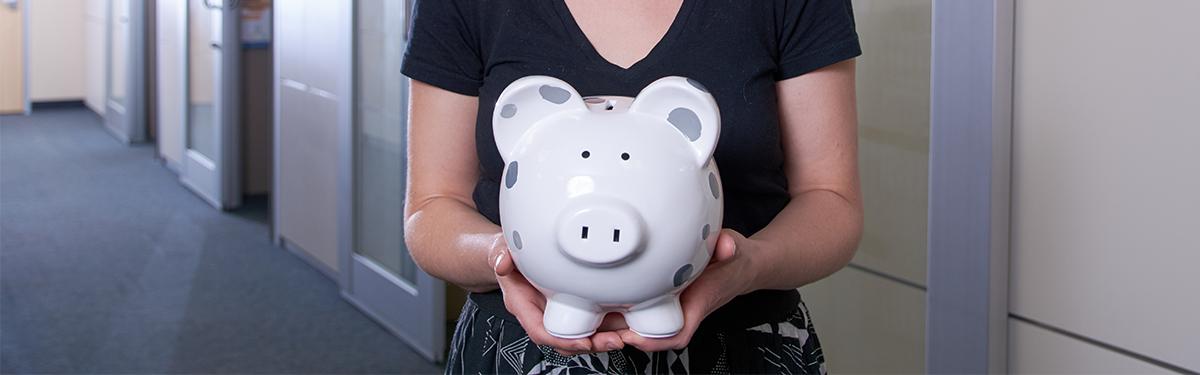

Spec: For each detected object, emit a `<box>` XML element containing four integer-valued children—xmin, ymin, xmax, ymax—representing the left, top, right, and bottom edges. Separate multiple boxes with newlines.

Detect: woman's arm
<box><xmin>406</xmin><ymin>80</ymin><xmax>600</xmax><ymax>354</ymax></box>
<box><xmin>747</xmin><ymin>58</ymin><xmax>863</xmax><ymax>290</ymax></box>
<box><xmin>403</xmin><ymin>80</ymin><xmax>502</xmax><ymax>293</ymax></box>
<box><xmin>618</xmin><ymin>59</ymin><xmax>863</xmax><ymax>352</ymax></box>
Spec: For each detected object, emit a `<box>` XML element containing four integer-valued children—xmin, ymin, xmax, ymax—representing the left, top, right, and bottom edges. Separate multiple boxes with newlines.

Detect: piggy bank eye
<box><xmin>621</xmin><ymin>152</ymin><xmax>630</xmax><ymax>161</ymax></box>
<box><xmin>581</xmin><ymin>150</ymin><xmax>591</xmax><ymax>159</ymax></box>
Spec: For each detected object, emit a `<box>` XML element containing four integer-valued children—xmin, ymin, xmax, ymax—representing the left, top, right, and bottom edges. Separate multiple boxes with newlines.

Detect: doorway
<box><xmin>180</xmin><ymin>0</ymin><xmax>241</xmax><ymax>209</ymax></box>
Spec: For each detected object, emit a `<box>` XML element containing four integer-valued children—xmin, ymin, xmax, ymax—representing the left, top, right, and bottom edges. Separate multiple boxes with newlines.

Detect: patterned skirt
<box><xmin>445</xmin><ymin>299</ymin><xmax>827</xmax><ymax>374</ymax></box>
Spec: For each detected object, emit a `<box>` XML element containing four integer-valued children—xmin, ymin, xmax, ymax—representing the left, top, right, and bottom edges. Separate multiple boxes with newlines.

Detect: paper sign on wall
<box><xmin>241</xmin><ymin>0</ymin><xmax>271</xmax><ymax>49</ymax></box>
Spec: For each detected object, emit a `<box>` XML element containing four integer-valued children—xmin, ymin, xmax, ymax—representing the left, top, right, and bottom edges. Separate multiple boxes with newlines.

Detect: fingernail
<box><xmin>575</xmin><ymin>343</ymin><xmax>590</xmax><ymax>351</ymax></box>
<box><xmin>606</xmin><ymin>342</ymin><xmax>620</xmax><ymax>351</ymax></box>
<box><xmin>493</xmin><ymin>251</ymin><xmax>505</xmax><ymax>272</ymax></box>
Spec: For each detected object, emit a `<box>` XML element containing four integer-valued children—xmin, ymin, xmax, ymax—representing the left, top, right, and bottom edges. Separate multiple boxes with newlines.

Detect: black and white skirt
<box><xmin>445</xmin><ymin>299</ymin><xmax>827</xmax><ymax>374</ymax></box>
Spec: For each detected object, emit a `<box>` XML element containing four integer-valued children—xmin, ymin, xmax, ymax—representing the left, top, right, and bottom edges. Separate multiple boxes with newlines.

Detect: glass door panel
<box><xmin>104</xmin><ymin>0</ymin><xmax>144</xmax><ymax>143</ymax></box>
<box><xmin>354</xmin><ymin>0</ymin><xmax>417</xmax><ymax>284</ymax></box>
<box><xmin>108</xmin><ymin>0</ymin><xmax>128</xmax><ymax>111</ymax></box>
<box><xmin>181</xmin><ymin>0</ymin><xmax>239</xmax><ymax>209</ymax></box>
<box><xmin>345</xmin><ymin>0</ymin><xmax>444</xmax><ymax>362</ymax></box>
<box><xmin>187</xmin><ymin>0</ymin><xmax>217</xmax><ymax>160</ymax></box>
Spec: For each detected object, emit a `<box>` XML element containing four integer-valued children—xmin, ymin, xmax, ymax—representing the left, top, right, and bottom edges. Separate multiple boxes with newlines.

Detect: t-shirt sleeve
<box><xmin>774</xmin><ymin>0</ymin><xmax>863</xmax><ymax>81</ymax></box>
<box><xmin>401</xmin><ymin>0</ymin><xmax>484</xmax><ymax>96</ymax></box>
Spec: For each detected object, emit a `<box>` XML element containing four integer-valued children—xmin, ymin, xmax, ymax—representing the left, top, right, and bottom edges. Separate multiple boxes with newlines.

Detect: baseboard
<box><xmin>162</xmin><ymin>157</ymin><xmax>183</xmax><ymax>174</ymax></box>
<box><xmin>31</xmin><ymin>100</ymin><xmax>86</xmax><ymax>110</ymax></box>
<box><xmin>280</xmin><ymin>238</ymin><xmax>340</xmax><ymax>283</ymax></box>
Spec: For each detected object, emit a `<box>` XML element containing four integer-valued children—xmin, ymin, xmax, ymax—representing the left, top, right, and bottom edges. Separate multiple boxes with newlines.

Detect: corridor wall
<box><xmin>1009</xmin><ymin>0</ymin><xmax>1200</xmax><ymax>372</ymax></box>
<box><xmin>27</xmin><ymin>0</ymin><xmax>86</xmax><ymax>101</ymax></box>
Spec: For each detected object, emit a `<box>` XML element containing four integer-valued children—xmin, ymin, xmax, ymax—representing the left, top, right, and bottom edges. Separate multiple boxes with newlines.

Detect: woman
<box><xmin>402</xmin><ymin>0</ymin><xmax>863</xmax><ymax>373</ymax></box>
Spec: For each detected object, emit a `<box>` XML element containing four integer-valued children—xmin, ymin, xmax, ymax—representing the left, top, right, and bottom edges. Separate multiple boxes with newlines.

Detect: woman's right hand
<box><xmin>489</xmin><ymin>241</ymin><xmax>605</xmax><ymax>356</ymax></box>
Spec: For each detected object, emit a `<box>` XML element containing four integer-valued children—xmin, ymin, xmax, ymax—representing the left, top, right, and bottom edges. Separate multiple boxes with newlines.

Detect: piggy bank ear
<box><xmin>493</xmin><ymin>76</ymin><xmax>586</xmax><ymax>159</ymax></box>
<box><xmin>629</xmin><ymin>77</ymin><xmax>720</xmax><ymax>166</ymax></box>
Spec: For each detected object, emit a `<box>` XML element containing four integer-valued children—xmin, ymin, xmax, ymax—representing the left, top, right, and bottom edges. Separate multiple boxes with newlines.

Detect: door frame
<box><xmin>0</xmin><ymin>0</ymin><xmax>31</xmax><ymax>115</ymax></box>
<box><xmin>158</xmin><ymin>0</ymin><xmax>188</xmax><ymax>173</ymax></box>
<box><xmin>925</xmin><ymin>0</ymin><xmax>1014</xmax><ymax>373</ymax></box>
<box><xmin>335</xmin><ymin>0</ymin><xmax>446</xmax><ymax>363</ymax></box>
<box><xmin>103</xmin><ymin>0</ymin><xmax>148</xmax><ymax>143</ymax></box>
<box><xmin>20</xmin><ymin>0</ymin><xmax>31</xmax><ymax>114</ymax></box>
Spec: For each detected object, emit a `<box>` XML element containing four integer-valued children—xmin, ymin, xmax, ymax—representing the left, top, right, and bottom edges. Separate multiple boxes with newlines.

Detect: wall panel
<box><xmin>28</xmin><ymin>0</ymin><xmax>86</xmax><ymax>101</ymax></box>
<box><xmin>1009</xmin><ymin>319</ymin><xmax>1170</xmax><ymax>374</ymax></box>
<box><xmin>1011</xmin><ymin>0</ymin><xmax>1200</xmax><ymax>371</ymax></box>
<box><xmin>800</xmin><ymin>267</ymin><xmax>925</xmax><ymax>374</ymax></box>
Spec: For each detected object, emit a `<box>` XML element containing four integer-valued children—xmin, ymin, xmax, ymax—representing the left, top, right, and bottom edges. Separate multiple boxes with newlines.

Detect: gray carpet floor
<box><xmin>0</xmin><ymin>107</ymin><xmax>442</xmax><ymax>374</ymax></box>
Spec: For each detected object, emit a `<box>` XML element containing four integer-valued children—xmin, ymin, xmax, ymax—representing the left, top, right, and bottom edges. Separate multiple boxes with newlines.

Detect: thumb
<box><xmin>712</xmin><ymin>229</ymin><xmax>741</xmax><ymax>263</ymax></box>
<box><xmin>489</xmin><ymin>245</ymin><xmax>516</xmax><ymax>276</ymax></box>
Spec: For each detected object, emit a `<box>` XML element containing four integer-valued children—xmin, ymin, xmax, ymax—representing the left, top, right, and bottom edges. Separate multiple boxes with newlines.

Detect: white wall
<box><xmin>84</xmin><ymin>0</ymin><xmax>107</xmax><ymax>114</ymax></box>
<box><xmin>275</xmin><ymin>0</ymin><xmax>349</xmax><ymax>272</ymax></box>
<box><xmin>1010</xmin><ymin>0</ymin><xmax>1200</xmax><ymax>372</ymax></box>
<box><xmin>797</xmin><ymin>0</ymin><xmax>931</xmax><ymax>373</ymax></box>
<box><xmin>27</xmin><ymin>0</ymin><xmax>86</xmax><ymax>101</ymax></box>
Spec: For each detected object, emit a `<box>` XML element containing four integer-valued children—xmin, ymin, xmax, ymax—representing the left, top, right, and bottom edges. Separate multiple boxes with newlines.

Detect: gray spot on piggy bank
<box><xmin>539</xmin><ymin>85</ymin><xmax>571</xmax><ymax>104</ymax></box>
<box><xmin>500</xmin><ymin>104</ymin><xmax>518</xmax><ymax>118</ymax></box>
<box><xmin>708</xmin><ymin>172</ymin><xmax>720</xmax><ymax>199</ymax></box>
<box><xmin>511</xmin><ymin>230</ymin><xmax>523</xmax><ymax>250</ymax></box>
<box><xmin>668</xmin><ymin>108</ymin><xmax>702</xmax><ymax>141</ymax></box>
<box><xmin>673</xmin><ymin>264</ymin><xmax>694</xmax><ymax>287</ymax></box>
<box><xmin>506</xmin><ymin>161</ymin><xmax>519</xmax><ymax>189</ymax></box>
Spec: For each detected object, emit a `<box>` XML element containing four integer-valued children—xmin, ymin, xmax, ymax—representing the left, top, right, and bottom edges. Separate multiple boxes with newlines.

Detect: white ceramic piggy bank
<box><xmin>493</xmin><ymin>76</ymin><xmax>723</xmax><ymax>339</ymax></box>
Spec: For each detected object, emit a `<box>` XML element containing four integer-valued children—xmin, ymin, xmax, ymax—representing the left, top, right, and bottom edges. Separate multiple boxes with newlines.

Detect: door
<box><xmin>181</xmin><ymin>0</ymin><xmax>240</xmax><ymax>209</ymax></box>
<box><xmin>342</xmin><ymin>0</ymin><xmax>445</xmax><ymax>362</ymax></box>
<box><xmin>155</xmin><ymin>0</ymin><xmax>186</xmax><ymax>170</ymax></box>
<box><xmin>0</xmin><ymin>0</ymin><xmax>25</xmax><ymax>114</ymax></box>
<box><xmin>104</xmin><ymin>0</ymin><xmax>146</xmax><ymax>143</ymax></box>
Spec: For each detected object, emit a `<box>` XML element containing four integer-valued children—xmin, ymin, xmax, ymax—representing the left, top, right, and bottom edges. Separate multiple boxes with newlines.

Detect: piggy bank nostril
<box><xmin>581</xmin><ymin>226</ymin><xmax>589</xmax><ymax>239</ymax></box>
<box><xmin>612</xmin><ymin>229</ymin><xmax>621</xmax><ymax>242</ymax></box>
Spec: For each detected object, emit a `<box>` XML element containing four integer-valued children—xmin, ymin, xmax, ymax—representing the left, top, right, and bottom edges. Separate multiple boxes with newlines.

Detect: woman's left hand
<box><xmin>606</xmin><ymin>229</ymin><xmax>760</xmax><ymax>352</ymax></box>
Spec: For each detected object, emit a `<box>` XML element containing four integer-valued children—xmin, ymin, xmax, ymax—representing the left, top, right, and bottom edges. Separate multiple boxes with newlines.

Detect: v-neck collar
<box><xmin>552</xmin><ymin>0</ymin><xmax>695</xmax><ymax>72</ymax></box>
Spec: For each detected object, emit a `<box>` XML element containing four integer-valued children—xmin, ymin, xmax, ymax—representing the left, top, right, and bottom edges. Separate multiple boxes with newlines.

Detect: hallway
<box><xmin>0</xmin><ymin>107</ymin><xmax>441</xmax><ymax>373</ymax></box>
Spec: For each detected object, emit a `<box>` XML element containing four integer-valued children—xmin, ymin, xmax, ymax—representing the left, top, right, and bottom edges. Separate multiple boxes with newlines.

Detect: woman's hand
<box><xmin>488</xmin><ymin>238</ymin><xmax>597</xmax><ymax>356</ymax></box>
<box><xmin>490</xmin><ymin>229</ymin><xmax>759</xmax><ymax>355</ymax></box>
<box><xmin>615</xmin><ymin>229</ymin><xmax>757</xmax><ymax>352</ymax></box>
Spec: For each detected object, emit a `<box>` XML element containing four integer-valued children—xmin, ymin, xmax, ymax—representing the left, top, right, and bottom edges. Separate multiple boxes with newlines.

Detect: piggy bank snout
<box><xmin>556</xmin><ymin>203</ymin><xmax>645</xmax><ymax>266</ymax></box>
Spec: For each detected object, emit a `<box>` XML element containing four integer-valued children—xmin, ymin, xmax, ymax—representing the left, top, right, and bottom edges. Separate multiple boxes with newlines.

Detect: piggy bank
<box><xmin>493</xmin><ymin>76</ymin><xmax>723</xmax><ymax>339</ymax></box>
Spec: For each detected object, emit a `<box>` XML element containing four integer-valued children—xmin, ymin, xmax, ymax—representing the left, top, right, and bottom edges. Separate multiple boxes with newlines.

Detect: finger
<box><xmin>712</xmin><ymin>229</ymin><xmax>741</xmax><ymax>263</ymax></box>
<box><xmin>527</xmin><ymin>327</ymin><xmax>591</xmax><ymax>354</ymax></box>
<box><xmin>590</xmin><ymin>331</ymin><xmax>624</xmax><ymax>352</ymax></box>
<box><xmin>491</xmin><ymin>246</ymin><xmax>515</xmax><ymax>276</ymax></box>
<box><xmin>617</xmin><ymin>329</ymin><xmax>689</xmax><ymax>353</ymax></box>
<box><xmin>596</xmin><ymin>313</ymin><xmax>628</xmax><ymax>332</ymax></box>
<box><xmin>555</xmin><ymin>348</ymin><xmax>584</xmax><ymax>357</ymax></box>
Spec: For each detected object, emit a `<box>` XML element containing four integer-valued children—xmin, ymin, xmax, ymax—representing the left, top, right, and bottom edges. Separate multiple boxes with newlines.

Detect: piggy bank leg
<box><xmin>623</xmin><ymin>296</ymin><xmax>684</xmax><ymax>338</ymax></box>
<box><xmin>543</xmin><ymin>294</ymin><xmax>603</xmax><ymax>339</ymax></box>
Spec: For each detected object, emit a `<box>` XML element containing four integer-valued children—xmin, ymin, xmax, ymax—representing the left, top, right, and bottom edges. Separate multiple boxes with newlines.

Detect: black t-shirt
<box><xmin>401</xmin><ymin>0</ymin><xmax>861</xmax><ymax>329</ymax></box>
